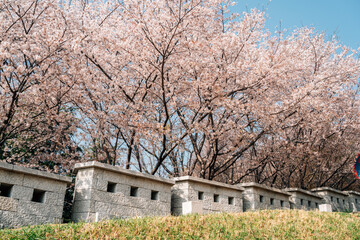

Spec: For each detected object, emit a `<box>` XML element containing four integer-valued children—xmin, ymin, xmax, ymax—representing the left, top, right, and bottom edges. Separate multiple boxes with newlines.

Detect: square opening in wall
<box><xmin>300</xmin><ymin>199</ymin><xmax>304</xmax><ymax>205</ymax></box>
<box><xmin>214</xmin><ymin>194</ymin><xmax>219</xmax><ymax>203</ymax></box>
<box><xmin>315</xmin><ymin>202</ymin><xmax>318</xmax><ymax>208</ymax></box>
<box><xmin>308</xmin><ymin>201</ymin><xmax>311</xmax><ymax>207</ymax></box>
<box><xmin>198</xmin><ymin>191</ymin><xmax>204</xmax><ymax>200</ymax></box>
<box><xmin>331</xmin><ymin>196</ymin><xmax>333</xmax><ymax>202</ymax></box>
<box><xmin>107</xmin><ymin>182</ymin><xmax>117</xmax><ymax>193</ymax></box>
<box><xmin>280</xmin><ymin>200</ymin><xmax>284</xmax><ymax>207</ymax></box>
<box><xmin>356</xmin><ymin>199</ymin><xmax>358</xmax><ymax>204</ymax></box>
<box><xmin>151</xmin><ymin>190</ymin><xmax>159</xmax><ymax>200</ymax></box>
<box><xmin>259</xmin><ymin>195</ymin><xmax>264</xmax><ymax>203</ymax></box>
<box><xmin>228</xmin><ymin>197</ymin><xmax>234</xmax><ymax>205</ymax></box>
<box><xmin>0</xmin><ymin>183</ymin><xmax>13</xmax><ymax>197</ymax></box>
<box><xmin>270</xmin><ymin>198</ymin><xmax>274</xmax><ymax>205</ymax></box>
<box><xmin>130</xmin><ymin>186</ymin><xmax>138</xmax><ymax>197</ymax></box>
<box><xmin>343</xmin><ymin>199</ymin><xmax>345</xmax><ymax>205</ymax></box>
<box><xmin>337</xmin><ymin>198</ymin><xmax>339</xmax><ymax>203</ymax></box>
<box><xmin>31</xmin><ymin>189</ymin><xmax>46</xmax><ymax>203</ymax></box>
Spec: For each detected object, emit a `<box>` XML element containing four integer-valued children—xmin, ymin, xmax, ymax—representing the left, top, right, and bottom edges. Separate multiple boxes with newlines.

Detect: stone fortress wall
<box><xmin>72</xmin><ymin>161</ymin><xmax>174</xmax><ymax>222</ymax></box>
<box><xmin>311</xmin><ymin>187</ymin><xmax>351</xmax><ymax>212</ymax></box>
<box><xmin>240</xmin><ymin>182</ymin><xmax>291</xmax><ymax>211</ymax></box>
<box><xmin>171</xmin><ymin>176</ymin><xmax>244</xmax><ymax>215</ymax></box>
<box><xmin>1</xmin><ymin>161</ymin><xmax>360</xmax><ymax>229</ymax></box>
<box><xmin>0</xmin><ymin>162</ymin><xmax>71</xmax><ymax>229</ymax></box>
<box><xmin>345</xmin><ymin>191</ymin><xmax>360</xmax><ymax>212</ymax></box>
<box><xmin>284</xmin><ymin>188</ymin><xmax>324</xmax><ymax>210</ymax></box>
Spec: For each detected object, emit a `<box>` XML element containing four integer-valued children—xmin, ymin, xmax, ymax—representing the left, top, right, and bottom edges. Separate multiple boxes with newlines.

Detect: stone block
<box><xmin>23</xmin><ymin>175</ymin><xmax>65</xmax><ymax>192</ymax></box>
<box><xmin>0</xmin><ymin>210</ymin><xmax>23</xmax><ymax>228</ymax></box>
<box><xmin>172</xmin><ymin>207</ymin><xmax>183</xmax><ymax>216</ymax></box>
<box><xmin>37</xmin><ymin>215</ymin><xmax>61</xmax><ymax>225</ymax></box>
<box><xmin>46</xmin><ymin>192</ymin><xmax>66</xmax><ymax>206</ymax></box>
<box><xmin>94</xmin><ymin>202</ymin><xmax>149</xmax><ymax>219</ymax></box>
<box><xmin>319</xmin><ymin>204</ymin><xmax>332</xmax><ymax>212</ymax></box>
<box><xmin>92</xmin><ymin>190</ymin><xmax>125</xmax><ymax>204</ymax></box>
<box><xmin>0</xmin><ymin>196</ymin><xmax>18</xmax><ymax>211</ymax></box>
<box><xmin>49</xmin><ymin>207</ymin><xmax>63</xmax><ymax>218</ymax></box>
<box><xmin>17</xmin><ymin>201</ymin><xmax>51</xmax><ymax>217</ymax></box>
<box><xmin>72</xmin><ymin>212</ymin><xmax>97</xmax><ymax>223</ymax></box>
<box><xmin>0</xmin><ymin>170</ymin><xmax>24</xmax><ymax>185</ymax></box>
<box><xmin>138</xmin><ymin>188</ymin><xmax>151</xmax><ymax>199</ymax></box>
<box><xmin>182</xmin><ymin>201</ymin><xmax>203</xmax><ymax>215</ymax></box>
<box><xmin>74</xmin><ymin>168</ymin><xmax>96</xmax><ymax>190</ymax></box>
<box><xmin>11</xmin><ymin>165</ymin><xmax>71</xmax><ymax>184</ymax></box>
<box><xmin>74</xmin><ymin>188</ymin><xmax>93</xmax><ymax>201</ymax></box>
<box><xmin>159</xmin><ymin>192</ymin><xmax>172</xmax><ymax>203</ymax></box>
<box><xmin>0</xmin><ymin>161</ymin><xmax>13</xmax><ymax>170</ymax></box>
<box><xmin>94</xmin><ymin>166</ymin><xmax>173</xmax><ymax>191</ymax></box>
<box><xmin>171</xmin><ymin>196</ymin><xmax>186</xmax><ymax>208</ymax></box>
<box><xmin>72</xmin><ymin>200</ymin><xmax>95</xmax><ymax>213</ymax></box>
<box><xmin>10</xmin><ymin>185</ymin><xmax>33</xmax><ymax>201</ymax></box>
<box><xmin>172</xmin><ymin>188</ymin><xmax>190</xmax><ymax>201</ymax></box>
<box><xmin>2</xmin><ymin>211</ymin><xmax>52</xmax><ymax>228</ymax></box>
<box><xmin>95</xmin><ymin>178</ymin><xmax>108</xmax><ymax>192</ymax></box>
<box><xmin>115</xmin><ymin>183</ymin><xmax>131</xmax><ymax>194</ymax></box>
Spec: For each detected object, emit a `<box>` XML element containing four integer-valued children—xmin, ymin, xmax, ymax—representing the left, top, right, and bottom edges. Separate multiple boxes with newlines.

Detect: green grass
<box><xmin>1</xmin><ymin>210</ymin><xmax>360</xmax><ymax>239</ymax></box>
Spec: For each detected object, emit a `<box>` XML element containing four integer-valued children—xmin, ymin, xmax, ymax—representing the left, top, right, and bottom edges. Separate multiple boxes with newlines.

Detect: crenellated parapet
<box><xmin>0</xmin><ymin>161</ymin><xmax>359</xmax><ymax>229</ymax></box>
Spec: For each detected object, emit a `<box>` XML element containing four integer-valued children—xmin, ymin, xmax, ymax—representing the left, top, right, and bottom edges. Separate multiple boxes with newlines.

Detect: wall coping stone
<box><xmin>239</xmin><ymin>182</ymin><xmax>292</xmax><ymax>196</ymax></box>
<box><xmin>284</xmin><ymin>188</ymin><xmax>323</xmax><ymax>199</ymax></box>
<box><xmin>74</xmin><ymin>161</ymin><xmax>175</xmax><ymax>185</ymax></box>
<box><xmin>344</xmin><ymin>191</ymin><xmax>360</xmax><ymax>196</ymax></box>
<box><xmin>0</xmin><ymin>161</ymin><xmax>72</xmax><ymax>184</ymax></box>
<box><xmin>311</xmin><ymin>187</ymin><xmax>349</xmax><ymax>196</ymax></box>
<box><xmin>173</xmin><ymin>176</ymin><xmax>245</xmax><ymax>191</ymax></box>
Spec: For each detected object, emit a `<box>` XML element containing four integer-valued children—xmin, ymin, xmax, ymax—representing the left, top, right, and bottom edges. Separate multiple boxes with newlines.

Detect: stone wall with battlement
<box><xmin>240</xmin><ymin>182</ymin><xmax>292</xmax><ymax>211</ymax></box>
<box><xmin>0</xmin><ymin>162</ymin><xmax>71</xmax><ymax>228</ymax></box>
<box><xmin>311</xmin><ymin>187</ymin><xmax>350</xmax><ymax>212</ymax></box>
<box><xmin>171</xmin><ymin>176</ymin><xmax>244</xmax><ymax>215</ymax></box>
<box><xmin>344</xmin><ymin>191</ymin><xmax>360</xmax><ymax>212</ymax></box>
<box><xmin>71</xmin><ymin>161</ymin><xmax>174</xmax><ymax>222</ymax></box>
<box><xmin>1</xmin><ymin>160</ymin><xmax>360</xmax><ymax>229</ymax></box>
<box><xmin>284</xmin><ymin>188</ymin><xmax>324</xmax><ymax>210</ymax></box>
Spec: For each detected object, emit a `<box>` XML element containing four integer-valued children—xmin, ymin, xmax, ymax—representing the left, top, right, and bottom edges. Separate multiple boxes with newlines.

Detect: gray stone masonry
<box><xmin>311</xmin><ymin>187</ymin><xmax>350</xmax><ymax>212</ymax></box>
<box><xmin>0</xmin><ymin>161</ymin><xmax>71</xmax><ymax>228</ymax></box>
<box><xmin>182</xmin><ymin>201</ymin><xmax>203</xmax><ymax>215</ymax></box>
<box><xmin>239</xmin><ymin>182</ymin><xmax>291</xmax><ymax>211</ymax></box>
<box><xmin>2</xmin><ymin>159</ymin><xmax>358</xmax><ymax>228</ymax></box>
<box><xmin>319</xmin><ymin>204</ymin><xmax>332</xmax><ymax>212</ymax></box>
<box><xmin>284</xmin><ymin>188</ymin><xmax>324</xmax><ymax>210</ymax></box>
<box><xmin>344</xmin><ymin>191</ymin><xmax>360</xmax><ymax>212</ymax></box>
<box><xmin>71</xmin><ymin>161</ymin><xmax>174</xmax><ymax>222</ymax></box>
<box><xmin>171</xmin><ymin>176</ymin><xmax>244</xmax><ymax>215</ymax></box>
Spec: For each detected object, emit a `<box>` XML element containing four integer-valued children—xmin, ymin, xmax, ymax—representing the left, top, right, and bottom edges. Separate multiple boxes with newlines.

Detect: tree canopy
<box><xmin>1</xmin><ymin>0</ymin><xmax>359</xmax><ymax>189</ymax></box>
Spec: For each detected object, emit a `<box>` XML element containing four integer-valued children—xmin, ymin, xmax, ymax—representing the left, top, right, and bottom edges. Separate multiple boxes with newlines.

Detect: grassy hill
<box><xmin>1</xmin><ymin>210</ymin><xmax>359</xmax><ymax>239</ymax></box>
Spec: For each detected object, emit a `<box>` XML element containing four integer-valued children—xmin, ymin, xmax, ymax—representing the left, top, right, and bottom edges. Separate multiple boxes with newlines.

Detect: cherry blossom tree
<box><xmin>222</xmin><ymin>32</ymin><xmax>360</xmax><ymax>188</ymax></box>
<box><xmin>1</xmin><ymin>0</ymin><xmax>359</xmax><ymax>186</ymax></box>
<box><xmin>0</xmin><ymin>0</ymin><xmax>79</xmax><ymax>172</ymax></box>
<box><xmin>68</xmin><ymin>0</ymin><xmax>360</xmax><ymax>182</ymax></box>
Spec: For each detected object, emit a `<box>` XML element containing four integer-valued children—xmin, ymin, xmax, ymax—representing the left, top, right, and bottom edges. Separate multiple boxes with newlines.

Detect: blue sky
<box><xmin>230</xmin><ymin>0</ymin><xmax>360</xmax><ymax>49</ymax></box>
